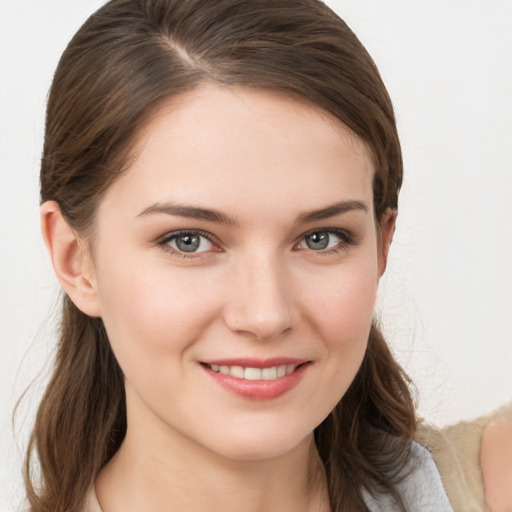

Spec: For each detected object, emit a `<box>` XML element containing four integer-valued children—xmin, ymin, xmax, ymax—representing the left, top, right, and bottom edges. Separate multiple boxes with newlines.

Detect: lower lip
<box><xmin>202</xmin><ymin>363</ymin><xmax>310</xmax><ymax>400</ymax></box>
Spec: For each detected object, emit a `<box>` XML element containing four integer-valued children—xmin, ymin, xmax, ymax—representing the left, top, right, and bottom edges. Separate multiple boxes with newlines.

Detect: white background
<box><xmin>1</xmin><ymin>1</ymin><xmax>511</xmax><ymax>509</ymax></box>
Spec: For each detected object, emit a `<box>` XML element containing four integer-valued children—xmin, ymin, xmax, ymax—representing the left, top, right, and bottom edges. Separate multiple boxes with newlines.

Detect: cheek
<box><xmin>94</xmin><ymin>257</ymin><xmax>222</xmax><ymax>366</ymax></box>
<box><xmin>324</xmin><ymin>280</ymin><xmax>375</xmax><ymax>343</ymax></box>
<box><xmin>299</xmin><ymin>259</ymin><xmax>378</xmax><ymax>402</ymax></box>
<box><xmin>304</xmin><ymin>260</ymin><xmax>378</xmax><ymax>344</ymax></box>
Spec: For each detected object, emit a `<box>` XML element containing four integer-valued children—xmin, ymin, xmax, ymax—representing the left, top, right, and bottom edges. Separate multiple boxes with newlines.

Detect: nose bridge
<box><xmin>225</xmin><ymin>248</ymin><xmax>295</xmax><ymax>339</ymax></box>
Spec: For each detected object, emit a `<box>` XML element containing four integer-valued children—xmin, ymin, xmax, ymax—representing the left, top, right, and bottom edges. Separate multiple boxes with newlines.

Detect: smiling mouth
<box><xmin>203</xmin><ymin>363</ymin><xmax>302</xmax><ymax>381</ymax></box>
<box><xmin>200</xmin><ymin>360</ymin><xmax>311</xmax><ymax>399</ymax></box>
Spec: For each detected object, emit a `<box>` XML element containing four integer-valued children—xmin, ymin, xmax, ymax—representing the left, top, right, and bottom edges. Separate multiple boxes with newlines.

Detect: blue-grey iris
<box><xmin>305</xmin><ymin>232</ymin><xmax>329</xmax><ymax>250</ymax></box>
<box><xmin>175</xmin><ymin>234</ymin><xmax>201</xmax><ymax>252</ymax></box>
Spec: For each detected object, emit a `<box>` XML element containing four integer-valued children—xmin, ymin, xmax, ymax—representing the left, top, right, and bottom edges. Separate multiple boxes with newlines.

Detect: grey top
<box><xmin>363</xmin><ymin>441</ymin><xmax>454</xmax><ymax>512</ymax></box>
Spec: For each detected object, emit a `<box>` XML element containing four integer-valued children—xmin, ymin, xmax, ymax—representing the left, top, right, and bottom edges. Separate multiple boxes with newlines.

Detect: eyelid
<box><xmin>294</xmin><ymin>227</ymin><xmax>354</xmax><ymax>251</ymax></box>
<box><xmin>156</xmin><ymin>229</ymin><xmax>222</xmax><ymax>257</ymax></box>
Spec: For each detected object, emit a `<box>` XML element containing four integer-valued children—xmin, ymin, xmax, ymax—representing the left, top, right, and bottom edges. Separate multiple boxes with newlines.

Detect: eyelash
<box><xmin>156</xmin><ymin>229</ymin><xmax>219</xmax><ymax>259</ymax></box>
<box><xmin>156</xmin><ymin>228</ymin><xmax>355</xmax><ymax>259</ymax></box>
<box><xmin>295</xmin><ymin>228</ymin><xmax>354</xmax><ymax>255</ymax></box>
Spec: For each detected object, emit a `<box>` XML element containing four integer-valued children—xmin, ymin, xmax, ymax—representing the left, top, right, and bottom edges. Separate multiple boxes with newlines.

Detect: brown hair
<box><xmin>27</xmin><ymin>1</ymin><xmax>415</xmax><ymax>510</ymax></box>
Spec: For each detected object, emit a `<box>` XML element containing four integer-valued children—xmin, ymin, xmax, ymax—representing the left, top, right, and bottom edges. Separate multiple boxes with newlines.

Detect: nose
<box><xmin>223</xmin><ymin>253</ymin><xmax>297</xmax><ymax>340</ymax></box>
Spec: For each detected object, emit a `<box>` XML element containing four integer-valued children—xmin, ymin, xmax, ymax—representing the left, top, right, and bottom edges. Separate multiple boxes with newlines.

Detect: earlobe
<box><xmin>40</xmin><ymin>201</ymin><xmax>101</xmax><ymax>317</ymax></box>
<box><xmin>378</xmin><ymin>209</ymin><xmax>397</xmax><ymax>277</ymax></box>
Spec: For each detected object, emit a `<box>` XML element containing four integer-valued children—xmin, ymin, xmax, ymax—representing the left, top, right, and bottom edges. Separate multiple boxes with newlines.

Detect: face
<box><xmin>87</xmin><ymin>85</ymin><xmax>387</xmax><ymax>461</ymax></box>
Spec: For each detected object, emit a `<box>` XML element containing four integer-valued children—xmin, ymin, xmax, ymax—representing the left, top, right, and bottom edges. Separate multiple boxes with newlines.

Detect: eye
<box><xmin>297</xmin><ymin>229</ymin><xmax>351</xmax><ymax>252</ymax></box>
<box><xmin>158</xmin><ymin>230</ymin><xmax>216</xmax><ymax>254</ymax></box>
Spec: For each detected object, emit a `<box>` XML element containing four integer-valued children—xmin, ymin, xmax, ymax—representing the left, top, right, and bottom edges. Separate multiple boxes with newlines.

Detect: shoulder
<box><xmin>398</xmin><ymin>442</ymin><xmax>455</xmax><ymax>511</ymax></box>
<box><xmin>363</xmin><ymin>442</ymin><xmax>454</xmax><ymax>512</ymax></box>
<box><xmin>416</xmin><ymin>417</ymin><xmax>485</xmax><ymax>510</ymax></box>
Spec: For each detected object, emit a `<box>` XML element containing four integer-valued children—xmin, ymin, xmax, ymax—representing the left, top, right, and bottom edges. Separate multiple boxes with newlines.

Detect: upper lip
<box><xmin>200</xmin><ymin>357</ymin><xmax>309</xmax><ymax>368</ymax></box>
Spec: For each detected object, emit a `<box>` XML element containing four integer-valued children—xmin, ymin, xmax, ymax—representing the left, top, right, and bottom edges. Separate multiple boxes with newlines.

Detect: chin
<box><xmin>200</xmin><ymin>422</ymin><xmax>316</xmax><ymax>463</ymax></box>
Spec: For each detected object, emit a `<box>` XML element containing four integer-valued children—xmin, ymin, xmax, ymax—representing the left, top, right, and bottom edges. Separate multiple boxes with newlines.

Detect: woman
<box><xmin>25</xmin><ymin>1</ymin><xmax>453</xmax><ymax>511</ymax></box>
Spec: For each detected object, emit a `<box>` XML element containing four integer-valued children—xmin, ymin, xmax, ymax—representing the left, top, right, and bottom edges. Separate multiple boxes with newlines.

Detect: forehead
<box><xmin>100</xmin><ymin>84</ymin><xmax>374</xmax><ymax>220</ymax></box>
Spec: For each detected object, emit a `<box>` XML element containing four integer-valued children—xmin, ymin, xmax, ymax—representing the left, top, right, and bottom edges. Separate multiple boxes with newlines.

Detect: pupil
<box><xmin>306</xmin><ymin>232</ymin><xmax>329</xmax><ymax>250</ymax></box>
<box><xmin>177</xmin><ymin>234</ymin><xmax>200</xmax><ymax>252</ymax></box>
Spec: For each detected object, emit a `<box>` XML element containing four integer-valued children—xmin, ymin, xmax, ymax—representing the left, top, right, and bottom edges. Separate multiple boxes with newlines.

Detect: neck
<box><xmin>95</xmin><ymin>404</ymin><xmax>329</xmax><ymax>512</ymax></box>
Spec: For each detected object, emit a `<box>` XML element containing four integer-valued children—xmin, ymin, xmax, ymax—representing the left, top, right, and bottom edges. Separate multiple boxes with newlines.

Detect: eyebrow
<box><xmin>295</xmin><ymin>200</ymin><xmax>368</xmax><ymax>224</ymax></box>
<box><xmin>137</xmin><ymin>203</ymin><xmax>238</xmax><ymax>226</ymax></box>
<box><xmin>137</xmin><ymin>199</ymin><xmax>368</xmax><ymax>226</ymax></box>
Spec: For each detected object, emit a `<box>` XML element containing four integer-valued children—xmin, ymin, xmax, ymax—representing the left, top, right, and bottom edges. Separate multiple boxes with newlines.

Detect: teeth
<box><xmin>208</xmin><ymin>363</ymin><xmax>298</xmax><ymax>380</ymax></box>
<box><xmin>230</xmin><ymin>366</ymin><xmax>245</xmax><ymax>378</ymax></box>
<box><xmin>262</xmin><ymin>367</ymin><xmax>277</xmax><ymax>380</ymax></box>
<box><xmin>245</xmin><ymin>367</ymin><xmax>262</xmax><ymax>380</ymax></box>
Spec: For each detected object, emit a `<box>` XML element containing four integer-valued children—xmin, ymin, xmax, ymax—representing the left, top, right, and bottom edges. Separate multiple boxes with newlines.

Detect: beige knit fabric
<box><xmin>416</xmin><ymin>402</ymin><xmax>512</xmax><ymax>512</ymax></box>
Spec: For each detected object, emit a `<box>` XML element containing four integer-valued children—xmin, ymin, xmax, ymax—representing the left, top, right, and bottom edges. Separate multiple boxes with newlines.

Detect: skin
<box><xmin>481</xmin><ymin>417</ymin><xmax>512</xmax><ymax>512</ymax></box>
<box><xmin>41</xmin><ymin>85</ymin><xmax>395</xmax><ymax>512</ymax></box>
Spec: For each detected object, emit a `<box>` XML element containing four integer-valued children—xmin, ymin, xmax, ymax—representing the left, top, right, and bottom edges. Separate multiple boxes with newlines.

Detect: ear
<box><xmin>40</xmin><ymin>201</ymin><xmax>101</xmax><ymax>317</ymax></box>
<box><xmin>378</xmin><ymin>208</ymin><xmax>397</xmax><ymax>277</ymax></box>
